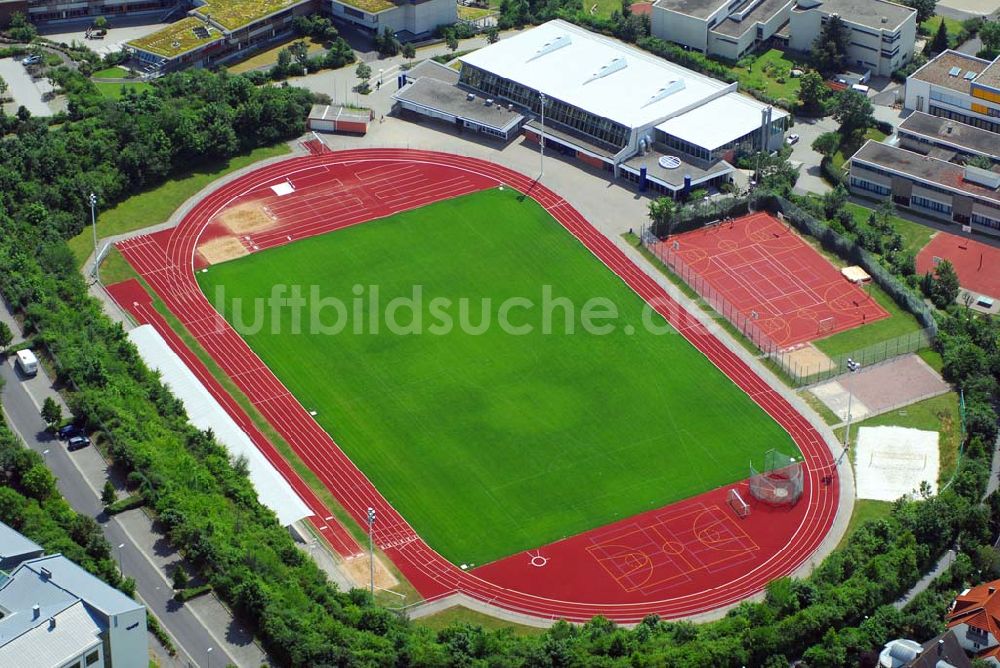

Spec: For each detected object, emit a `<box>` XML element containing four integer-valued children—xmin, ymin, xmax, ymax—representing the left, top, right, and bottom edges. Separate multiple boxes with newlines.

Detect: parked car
<box><xmin>58</xmin><ymin>424</ymin><xmax>84</xmax><ymax>440</ymax></box>
<box><xmin>67</xmin><ymin>435</ymin><xmax>91</xmax><ymax>451</ymax></box>
<box><xmin>785</xmin><ymin>133</ymin><xmax>800</xmax><ymax>146</ymax></box>
<box><xmin>21</xmin><ymin>55</ymin><xmax>41</xmax><ymax>66</ymax></box>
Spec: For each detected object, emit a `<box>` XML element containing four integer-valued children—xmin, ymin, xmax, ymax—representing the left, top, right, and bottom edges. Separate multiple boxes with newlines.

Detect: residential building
<box><xmin>848</xmin><ymin>140</ymin><xmax>1000</xmax><ymax>234</ymax></box>
<box><xmin>787</xmin><ymin>0</ymin><xmax>916</xmax><ymax>77</ymax></box>
<box><xmin>946</xmin><ymin>579</ymin><xmax>1000</xmax><ymax>665</ymax></box>
<box><xmin>329</xmin><ymin>0</ymin><xmax>456</xmax><ymax>41</ymax></box>
<box><xmin>0</xmin><ymin>521</ymin><xmax>44</xmax><ymax>572</ymax></box>
<box><xmin>905</xmin><ymin>50</ymin><xmax>1000</xmax><ymax>134</ymax></box>
<box><xmin>395</xmin><ymin>20</ymin><xmax>789</xmax><ymax>198</ymax></box>
<box><xmin>0</xmin><ymin>543</ymin><xmax>146</xmax><ymax>668</ymax></box>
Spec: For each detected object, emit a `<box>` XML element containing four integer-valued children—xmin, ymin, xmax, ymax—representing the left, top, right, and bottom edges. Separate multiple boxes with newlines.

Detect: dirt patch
<box><xmin>343</xmin><ymin>553</ymin><xmax>399</xmax><ymax>590</ymax></box>
<box><xmin>218</xmin><ymin>201</ymin><xmax>276</xmax><ymax>235</ymax></box>
<box><xmin>781</xmin><ymin>344</ymin><xmax>835</xmax><ymax>377</ymax></box>
<box><xmin>198</xmin><ymin>237</ymin><xmax>248</xmax><ymax>265</ymax></box>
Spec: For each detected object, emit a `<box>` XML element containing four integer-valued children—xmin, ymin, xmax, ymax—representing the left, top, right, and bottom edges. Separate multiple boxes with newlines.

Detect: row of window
<box><xmin>911</xmin><ymin>194</ymin><xmax>952</xmax><ymax>214</ymax></box>
<box><xmin>929</xmin><ymin>106</ymin><xmax>1000</xmax><ymax>135</ymax></box>
<box><xmin>850</xmin><ymin>176</ymin><xmax>891</xmax><ymax>195</ymax></box>
<box><xmin>972</xmin><ymin>212</ymin><xmax>1000</xmax><ymax>230</ymax></box>
<box><xmin>930</xmin><ymin>88</ymin><xmax>970</xmax><ymax>110</ymax></box>
<box><xmin>459</xmin><ymin>65</ymin><xmax>630</xmax><ymax>149</ymax></box>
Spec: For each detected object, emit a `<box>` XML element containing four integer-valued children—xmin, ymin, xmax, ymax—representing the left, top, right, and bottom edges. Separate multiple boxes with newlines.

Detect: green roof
<box><xmin>336</xmin><ymin>0</ymin><xmax>397</xmax><ymax>13</ymax></box>
<box><xmin>128</xmin><ymin>17</ymin><xmax>222</xmax><ymax>58</ymax></box>
<box><xmin>192</xmin><ymin>0</ymin><xmax>309</xmax><ymax>31</ymax></box>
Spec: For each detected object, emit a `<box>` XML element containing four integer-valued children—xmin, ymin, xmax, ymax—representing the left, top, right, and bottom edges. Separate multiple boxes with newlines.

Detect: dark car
<box><xmin>58</xmin><ymin>424</ymin><xmax>85</xmax><ymax>440</ymax></box>
<box><xmin>67</xmin><ymin>435</ymin><xmax>91</xmax><ymax>451</ymax></box>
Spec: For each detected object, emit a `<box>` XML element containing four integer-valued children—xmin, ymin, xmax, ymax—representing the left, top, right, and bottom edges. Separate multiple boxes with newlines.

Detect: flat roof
<box><xmin>622</xmin><ymin>148</ymin><xmax>733</xmax><ymax>189</ymax></box>
<box><xmin>308</xmin><ymin>104</ymin><xmax>370</xmax><ymax>123</ymax></box>
<box><xmin>405</xmin><ymin>59</ymin><xmax>460</xmax><ymax>85</ymax></box>
<box><xmin>899</xmin><ymin>112</ymin><xmax>999</xmax><ymax>160</ymax></box>
<box><xmin>851</xmin><ymin>140</ymin><xmax>1000</xmax><ymax>205</ymax></box>
<box><xmin>977</xmin><ymin>57</ymin><xmax>1000</xmax><ymax>90</ymax></box>
<box><xmin>459</xmin><ymin>20</ymin><xmax>732</xmax><ymax>130</ymax></box>
<box><xmin>0</xmin><ymin>523</ymin><xmax>42</xmax><ymax>562</ymax></box>
<box><xmin>127</xmin><ymin>16</ymin><xmax>222</xmax><ymax>58</ymax></box>
<box><xmin>653</xmin><ymin>0</ymin><xmax>728</xmax><ymax>19</ymax></box>
<box><xmin>395</xmin><ymin>77</ymin><xmax>524</xmax><ymax>131</ymax></box>
<box><xmin>909</xmin><ymin>50</ymin><xmax>993</xmax><ymax>94</ymax></box>
<box><xmin>711</xmin><ymin>0</ymin><xmax>793</xmax><ymax>37</ymax></box>
<box><xmin>524</xmin><ymin>118</ymin><xmax>620</xmax><ymax>158</ymax></box>
<box><xmin>793</xmin><ymin>0</ymin><xmax>914</xmax><ymax>29</ymax></box>
<box><xmin>656</xmin><ymin>91</ymin><xmax>787</xmax><ymax>150</ymax></box>
<box><xmin>192</xmin><ymin>0</ymin><xmax>312</xmax><ymax>32</ymax></box>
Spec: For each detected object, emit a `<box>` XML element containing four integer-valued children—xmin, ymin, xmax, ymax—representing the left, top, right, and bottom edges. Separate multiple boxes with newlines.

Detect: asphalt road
<box><xmin>0</xmin><ymin>359</ymin><xmax>236</xmax><ymax>668</ymax></box>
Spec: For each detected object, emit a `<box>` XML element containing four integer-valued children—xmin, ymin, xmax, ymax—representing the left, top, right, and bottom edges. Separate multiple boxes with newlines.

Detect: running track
<box><xmin>112</xmin><ymin>149</ymin><xmax>839</xmax><ymax>622</ymax></box>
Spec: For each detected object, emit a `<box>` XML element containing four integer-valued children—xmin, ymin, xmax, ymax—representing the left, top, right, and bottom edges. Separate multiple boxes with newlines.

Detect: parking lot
<box><xmin>0</xmin><ymin>57</ymin><xmax>53</xmax><ymax>117</ymax></box>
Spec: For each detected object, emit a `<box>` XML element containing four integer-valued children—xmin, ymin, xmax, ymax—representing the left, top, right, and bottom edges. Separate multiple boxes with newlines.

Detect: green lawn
<box><xmin>69</xmin><ymin>143</ymin><xmax>291</xmax><ymax>267</ymax></box>
<box><xmin>921</xmin><ymin>15</ymin><xmax>965</xmax><ymax>48</ymax></box>
<box><xmin>812</xmin><ymin>279</ymin><xmax>924</xmax><ymax>357</ymax></box>
<box><xmin>414</xmin><ymin>607</ymin><xmax>545</xmax><ymax>636</ymax></box>
<box><xmin>836</xmin><ymin>499</ymin><xmax>893</xmax><ymax>551</ymax></box>
<box><xmin>94</xmin><ymin>81</ymin><xmax>153</xmax><ymax>99</ymax></box>
<box><xmin>92</xmin><ymin>66</ymin><xmax>130</xmax><ymax>78</ymax></box>
<box><xmin>730</xmin><ymin>49</ymin><xmax>803</xmax><ymax>102</ymax></box>
<box><xmin>845</xmin><ymin>202</ymin><xmax>934</xmax><ymax>256</ymax></box>
<box><xmin>198</xmin><ymin>188</ymin><xmax>798</xmax><ymax>565</ymax></box>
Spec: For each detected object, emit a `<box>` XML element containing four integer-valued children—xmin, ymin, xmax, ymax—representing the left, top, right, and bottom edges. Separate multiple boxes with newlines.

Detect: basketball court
<box><xmin>917</xmin><ymin>232</ymin><xmax>1000</xmax><ymax>302</ymax></box>
<box><xmin>651</xmin><ymin>213</ymin><xmax>889</xmax><ymax>349</ymax></box>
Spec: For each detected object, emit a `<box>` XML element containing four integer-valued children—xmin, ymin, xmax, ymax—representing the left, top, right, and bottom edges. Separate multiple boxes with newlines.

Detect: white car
<box><xmin>785</xmin><ymin>133</ymin><xmax>800</xmax><ymax>146</ymax></box>
<box><xmin>21</xmin><ymin>54</ymin><xmax>41</xmax><ymax>66</ymax></box>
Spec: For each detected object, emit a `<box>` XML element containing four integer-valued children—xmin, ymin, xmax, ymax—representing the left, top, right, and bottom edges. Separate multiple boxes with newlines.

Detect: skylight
<box><xmin>948</xmin><ymin>66</ymin><xmax>962</xmax><ymax>76</ymax></box>
<box><xmin>584</xmin><ymin>57</ymin><xmax>627</xmax><ymax>83</ymax></box>
<box><xmin>964</xmin><ymin>70</ymin><xmax>977</xmax><ymax>80</ymax></box>
<box><xmin>642</xmin><ymin>79</ymin><xmax>686</xmax><ymax>107</ymax></box>
<box><xmin>527</xmin><ymin>34</ymin><xmax>571</xmax><ymax>61</ymax></box>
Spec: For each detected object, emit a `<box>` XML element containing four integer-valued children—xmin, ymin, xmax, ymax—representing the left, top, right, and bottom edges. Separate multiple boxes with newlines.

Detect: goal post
<box><xmin>818</xmin><ymin>316</ymin><xmax>834</xmax><ymax>335</ymax></box>
<box><xmin>727</xmin><ymin>488</ymin><xmax>750</xmax><ymax>519</ymax></box>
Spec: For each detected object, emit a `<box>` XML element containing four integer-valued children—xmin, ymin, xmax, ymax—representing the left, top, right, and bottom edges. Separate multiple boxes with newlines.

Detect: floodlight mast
<box><xmin>367</xmin><ymin>507</ymin><xmax>376</xmax><ymax>596</ymax></box>
<box><xmin>539</xmin><ymin>92</ymin><xmax>546</xmax><ymax>179</ymax></box>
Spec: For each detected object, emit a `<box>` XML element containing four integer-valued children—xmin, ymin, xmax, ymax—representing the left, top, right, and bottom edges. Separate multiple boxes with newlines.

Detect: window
<box><xmin>972</xmin><ymin>212</ymin><xmax>1000</xmax><ymax>230</ymax></box>
<box><xmin>911</xmin><ymin>194</ymin><xmax>952</xmax><ymax>214</ymax></box>
<box><xmin>86</xmin><ymin>650</ymin><xmax>100</xmax><ymax>666</ymax></box>
<box><xmin>850</xmin><ymin>176</ymin><xmax>890</xmax><ymax>195</ymax></box>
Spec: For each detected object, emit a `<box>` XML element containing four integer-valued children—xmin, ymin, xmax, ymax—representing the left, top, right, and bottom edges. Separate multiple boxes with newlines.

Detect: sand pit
<box><xmin>782</xmin><ymin>344</ymin><xmax>835</xmax><ymax>377</ymax></box>
<box><xmin>855</xmin><ymin>425</ymin><xmax>939</xmax><ymax>501</ymax></box>
<box><xmin>198</xmin><ymin>237</ymin><xmax>249</xmax><ymax>265</ymax></box>
<box><xmin>343</xmin><ymin>553</ymin><xmax>399</xmax><ymax>590</ymax></box>
<box><xmin>218</xmin><ymin>201</ymin><xmax>276</xmax><ymax>234</ymax></box>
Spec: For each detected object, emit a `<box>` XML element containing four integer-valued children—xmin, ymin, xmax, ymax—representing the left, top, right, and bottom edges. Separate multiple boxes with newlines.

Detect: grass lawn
<box><xmin>227</xmin><ymin>36</ymin><xmax>325</xmax><ymax>74</ymax></box>
<box><xmin>800</xmin><ymin>390</ymin><xmax>842</xmax><ymax>426</ymax></box>
<box><xmin>921</xmin><ymin>16</ymin><xmax>965</xmax><ymax>48</ymax></box>
<box><xmin>92</xmin><ymin>66</ymin><xmax>129</xmax><ymax>78</ymax></box>
<box><xmin>94</xmin><ymin>81</ymin><xmax>153</xmax><ymax>99</ymax></box>
<box><xmin>414</xmin><ymin>607</ymin><xmax>546</xmax><ymax>636</ymax></box>
<box><xmin>99</xmin><ymin>247</ymin><xmax>139</xmax><ymax>285</ymax></box>
<box><xmin>812</xmin><ymin>279</ymin><xmax>924</xmax><ymax>357</ymax></box>
<box><xmin>845</xmin><ymin>202</ymin><xmax>934</xmax><ymax>256</ymax></box>
<box><xmin>69</xmin><ymin>143</ymin><xmax>291</xmax><ymax>268</ymax></box>
<box><xmin>199</xmin><ymin>188</ymin><xmax>798</xmax><ymax>565</ymax></box>
<box><xmin>457</xmin><ymin>5</ymin><xmax>495</xmax><ymax>19</ymax></box>
<box><xmin>586</xmin><ymin>0</ymin><xmax>624</xmax><ymax>18</ymax></box>
<box><xmin>918</xmin><ymin>348</ymin><xmax>944</xmax><ymax>374</ymax></box>
<box><xmin>836</xmin><ymin>499</ymin><xmax>893</xmax><ymax>551</ymax></box>
<box><xmin>730</xmin><ymin>49</ymin><xmax>802</xmax><ymax>101</ymax></box>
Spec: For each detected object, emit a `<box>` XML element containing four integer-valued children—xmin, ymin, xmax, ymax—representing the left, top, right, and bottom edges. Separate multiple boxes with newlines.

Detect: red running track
<box><xmin>112</xmin><ymin>149</ymin><xmax>839</xmax><ymax>622</ymax></box>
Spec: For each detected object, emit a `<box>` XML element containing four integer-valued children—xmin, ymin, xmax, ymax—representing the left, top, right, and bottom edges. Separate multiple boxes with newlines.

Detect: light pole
<box><xmin>838</xmin><ymin>359</ymin><xmax>862</xmax><ymax>464</ymax></box>
<box><xmin>539</xmin><ymin>92</ymin><xmax>546</xmax><ymax>179</ymax></box>
<box><xmin>116</xmin><ymin>543</ymin><xmax>124</xmax><ymax>574</ymax></box>
<box><xmin>378</xmin><ymin>68</ymin><xmax>383</xmax><ymax>89</ymax></box>
<box><xmin>88</xmin><ymin>192</ymin><xmax>99</xmax><ymax>281</ymax></box>
<box><xmin>206</xmin><ymin>646</ymin><xmax>213</xmax><ymax>668</ymax></box>
<box><xmin>366</xmin><ymin>507</ymin><xmax>376</xmax><ymax>597</ymax></box>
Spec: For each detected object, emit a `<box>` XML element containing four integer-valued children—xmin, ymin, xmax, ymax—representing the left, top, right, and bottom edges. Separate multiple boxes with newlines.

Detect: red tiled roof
<box><xmin>947</xmin><ymin>580</ymin><xmax>1000</xmax><ymax>640</ymax></box>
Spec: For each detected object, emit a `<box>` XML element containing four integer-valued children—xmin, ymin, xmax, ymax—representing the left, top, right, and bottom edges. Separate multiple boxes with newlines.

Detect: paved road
<box><xmin>0</xmin><ymin>358</ymin><xmax>241</xmax><ymax>668</ymax></box>
<box><xmin>0</xmin><ymin>57</ymin><xmax>53</xmax><ymax>117</ymax></box>
<box><xmin>789</xmin><ymin>114</ymin><xmax>838</xmax><ymax>196</ymax></box>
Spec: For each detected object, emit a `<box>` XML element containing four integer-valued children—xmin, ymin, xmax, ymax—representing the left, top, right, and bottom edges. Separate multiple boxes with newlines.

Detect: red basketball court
<box><xmin>651</xmin><ymin>212</ymin><xmax>889</xmax><ymax>349</ymax></box>
<box><xmin>917</xmin><ymin>231</ymin><xmax>1000</xmax><ymax>300</ymax></box>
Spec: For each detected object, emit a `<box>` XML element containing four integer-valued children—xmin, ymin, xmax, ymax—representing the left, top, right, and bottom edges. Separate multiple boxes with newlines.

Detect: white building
<box><xmin>330</xmin><ymin>0</ymin><xmax>456</xmax><ymax>40</ymax></box>
<box><xmin>905</xmin><ymin>50</ymin><xmax>1000</xmax><ymax>135</ymax></box>
<box><xmin>0</xmin><ymin>550</ymin><xmax>147</xmax><ymax>668</ymax></box>
<box><xmin>396</xmin><ymin>20</ymin><xmax>788</xmax><ymax>197</ymax></box>
<box><xmin>787</xmin><ymin>0</ymin><xmax>916</xmax><ymax>77</ymax></box>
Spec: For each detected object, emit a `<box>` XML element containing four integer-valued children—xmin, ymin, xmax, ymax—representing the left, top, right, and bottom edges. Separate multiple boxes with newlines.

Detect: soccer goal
<box><xmin>818</xmin><ymin>316</ymin><xmax>835</xmax><ymax>335</ymax></box>
<box><xmin>727</xmin><ymin>488</ymin><xmax>750</xmax><ymax>519</ymax></box>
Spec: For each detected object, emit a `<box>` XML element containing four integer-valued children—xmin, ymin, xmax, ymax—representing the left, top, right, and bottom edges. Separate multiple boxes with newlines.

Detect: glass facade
<box><xmin>459</xmin><ymin>64</ymin><xmax>631</xmax><ymax>150</ymax></box>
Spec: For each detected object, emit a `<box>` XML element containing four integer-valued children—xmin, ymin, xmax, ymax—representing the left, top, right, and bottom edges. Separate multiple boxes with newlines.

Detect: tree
<box><xmin>289</xmin><ymin>41</ymin><xmax>309</xmax><ymax>67</ymax></box>
<box><xmin>0</xmin><ymin>321</ymin><xmax>11</xmax><ymax>352</ymax></box>
<box><xmin>486</xmin><ymin>26</ymin><xmax>500</xmax><ymax>44</ymax></box>
<box><xmin>7</xmin><ymin>12</ymin><xmax>37</xmax><ymax>42</ymax></box>
<box><xmin>401</xmin><ymin>42</ymin><xmax>416</xmax><ymax>61</ymax></box>
<box><xmin>101</xmin><ymin>480</ymin><xmax>117</xmax><ymax>506</ymax></box>
<box><xmin>904</xmin><ymin>0</ymin><xmax>937</xmax><ymax>25</ymax></box>
<box><xmin>376</xmin><ymin>27</ymin><xmax>400</xmax><ymax>57</ymax></box>
<box><xmin>93</xmin><ymin>15</ymin><xmax>108</xmax><ymax>31</ymax></box>
<box><xmin>756</xmin><ymin>151</ymin><xmax>800</xmax><ymax>195</ymax></box>
<box><xmin>981</xmin><ymin>20</ymin><xmax>1000</xmax><ymax>55</ymax></box>
<box><xmin>0</xmin><ymin>76</ymin><xmax>8</xmax><ymax>100</ymax></box>
<box><xmin>446</xmin><ymin>31</ymin><xmax>459</xmax><ymax>53</ymax></box>
<box><xmin>811</xmin><ymin>131</ymin><xmax>841</xmax><ymax>158</ymax></box>
<box><xmin>797</xmin><ymin>70</ymin><xmax>828</xmax><ymax>113</ymax></box>
<box><xmin>172</xmin><ymin>565</ymin><xmax>189</xmax><ymax>590</ymax></box>
<box><xmin>925</xmin><ymin>19</ymin><xmax>949</xmax><ymax>55</ymax></box>
<box><xmin>923</xmin><ymin>259</ymin><xmax>960</xmax><ymax>308</ymax></box>
<box><xmin>647</xmin><ymin>196</ymin><xmax>677</xmax><ymax>237</ymax></box>
<box><xmin>811</xmin><ymin>15</ymin><xmax>850</xmax><ymax>74</ymax></box>
<box><xmin>821</xmin><ymin>184</ymin><xmax>849</xmax><ymax>219</ymax></box>
<box><xmin>22</xmin><ymin>464</ymin><xmax>56</xmax><ymax>501</ymax></box>
<box><xmin>354</xmin><ymin>61</ymin><xmax>372</xmax><ymax>94</ymax></box>
<box><xmin>275</xmin><ymin>48</ymin><xmax>292</xmax><ymax>74</ymax></box>
<box><xmin>833</xmin><ymin>89</ymin><xmax>875</xmax><ymax>138</ymax></box>
<box><xmin>41</xmin><ymin>397</ymin><xmax>62</xmax><ymax>429</ymax></box>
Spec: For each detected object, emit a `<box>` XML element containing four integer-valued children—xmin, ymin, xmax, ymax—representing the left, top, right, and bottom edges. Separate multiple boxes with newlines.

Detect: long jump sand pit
<box><xmin>218</xmin><ymin>201</ymin><xmax>277</xmax><ymax>235</ymax></box>
<box><xmin>855</xmin><ymin>426</ymin><xmax>939</xmax><ymax>501</ymax></box>
<box><xmin>343</xmin><ymin>553</ymin><xmax>399</xmax><ymax>590</ymax></box>
<box><xmin>197</xmin><ymin>237</ymin><xmax>249</xmax><ymax>265</ymax></box>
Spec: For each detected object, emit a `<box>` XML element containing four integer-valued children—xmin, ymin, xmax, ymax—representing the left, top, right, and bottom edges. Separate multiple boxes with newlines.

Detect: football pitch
<box><xmin>198</xmin><ymin>188</ymin><xmax>799</xmax><ymax>565</ymax></box>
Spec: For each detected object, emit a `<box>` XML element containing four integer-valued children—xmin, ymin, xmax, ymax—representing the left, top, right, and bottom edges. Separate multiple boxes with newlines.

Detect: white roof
<box><xmin>0</xmin><ymin>600</ymin><xmax>101</xmax><ymax>667</ymax></box>
<box><xmin>128</xmin><ymin>325</ymin><xmax>312</xmax><ymax>527</ymax></box>
<box><xmin>656</xmin><ymin>92</ymin><xmax>787</xmax><ymax>151</ymax></box>
<box><xmin>459</xmin><ymin>20</ymin><xmax>732</xmax><ymax>130</ymax></box>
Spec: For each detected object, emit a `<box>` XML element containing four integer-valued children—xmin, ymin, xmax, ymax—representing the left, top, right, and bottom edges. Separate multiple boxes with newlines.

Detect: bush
<box><xmin>105</xmin><ymin>493</ymin><xmax>145</xmax><ymax>515</ymax></box>
<box><xmin>173</xmin><ymin>583</ymin><xmax>212</xmax><ymax>602</ymax></box>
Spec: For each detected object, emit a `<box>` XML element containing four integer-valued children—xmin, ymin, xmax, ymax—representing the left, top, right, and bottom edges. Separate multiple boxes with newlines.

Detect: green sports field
<box><xmin>198</xmin><ymin>188</ymin><xmax>798</xmax><ymax>565</ymax></box>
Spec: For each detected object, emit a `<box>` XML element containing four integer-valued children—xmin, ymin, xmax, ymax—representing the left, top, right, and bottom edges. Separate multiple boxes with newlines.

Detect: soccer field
<box><xmin>198</xmin><ymin>188</ymin><xmax>798</xmax><ymax>565</ymax></box>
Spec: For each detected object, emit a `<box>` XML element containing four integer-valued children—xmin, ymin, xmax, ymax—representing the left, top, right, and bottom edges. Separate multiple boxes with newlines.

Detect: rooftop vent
<box><xmin>948</xmin><ymin>66</ymin><xmax>962</xmax><ymax>77</ymax></box>
<box><xmin>964</xmin><ymin>70</ymin><xmax>977</xmax><ymax>80</ymax></box>
<box><xmin>48</xmin><ymin>617</ymin><xmax>56</xmax><ymax>631</ymax></box>
<box><xmin>32</xmin><ymin>605</ymin><xmax>40</xmax><ymax>620</ymax></box>
<box><xmin>642</xmin><ymin>79</ymin><xmax>686</xmax><ymax>107</ymax></box>
<box><xmin>584</xmin><ymin>57</ymin><xmax>627</xmax><ymax>84</ymax></box>
<box><xmin>945</xmin><ymin>123</ymin><xmax>954</xmax><ymax>134</ymax></box>
<box><xmin>881</xmin><ymin>16</ymin><xmax>887</xmax><ymax>23</ymax></box>
<box><xmin>39</xmin><ymin>568</ymin><xmax>51</xmax><ymax>580</ymax></box>
<box><xmin>527</xmin><ymin>34</ymin><xmax>571</xmax><ymax>62</ymax></box>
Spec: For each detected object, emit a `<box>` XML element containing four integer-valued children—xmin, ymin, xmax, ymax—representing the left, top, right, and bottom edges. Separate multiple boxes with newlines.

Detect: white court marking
<box><xmin>855</xmin><ymin>426</ymin><xmax>939</xmax><ymax>502</ymax></box>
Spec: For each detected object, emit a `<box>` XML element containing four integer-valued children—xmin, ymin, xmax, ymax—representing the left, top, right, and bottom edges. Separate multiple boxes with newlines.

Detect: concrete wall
<box><xmin>107</xmin><ymin>607</ymin><xmax>147</xmax><ymax>668</ymax></box>
<box><xmin>789</xmin><ymin>6</ymin><xmax>915</xmax><ymax>76</ymax></box>
<box><xmin>331</xmin><ymin>0</ymin><xmax>455</xmax><ymax>35</ymax></box>
<box><xmin>787</xmin><ymin>8</ymin><xmax>820</xmax><ymax>52</ymax></box>
<box><xmin>651</xmin><ymin>5</ymin><xmax>712</xmax><ymax>52</ymax></box>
